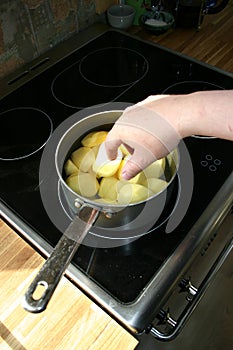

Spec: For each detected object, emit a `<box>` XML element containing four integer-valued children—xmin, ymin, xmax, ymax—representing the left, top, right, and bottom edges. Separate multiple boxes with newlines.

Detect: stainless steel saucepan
<box><xmin>22</xmin><ymin>110</ymin><xmax>179</xmax><ymax>313</ymax></box>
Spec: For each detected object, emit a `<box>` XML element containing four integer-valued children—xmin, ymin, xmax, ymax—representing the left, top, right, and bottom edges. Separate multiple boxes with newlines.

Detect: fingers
<box><xmin>121</xmin><ymin>159</ymin><xmax>141</xmax><ymax>180</ymax></box>
<box><xmin>104</xmin><ymin>99</ymin><xmax>181</xmax><ymax>180</ymax></box>
<box><xmin>105</xmin><ymin>124</ymin><xmax>135</xmax><ymax>160</ymax></box>
<box><xmin>105</xmin><ymin>138</ymin><xmax>122</xmax><ymax>160</ymax></box>
<box><xmin>120</xmin><ymin>148</ymin><xmax>156</xmax><ymax>180</ymax></box>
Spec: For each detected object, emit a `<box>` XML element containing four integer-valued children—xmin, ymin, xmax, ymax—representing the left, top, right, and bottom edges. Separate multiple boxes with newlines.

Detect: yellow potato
<box><xmin>64</xmin><ymin>158</ymin><xmax>79</xmax><ymax>177</ymax></box>
<box><xmin>166</xmin><ymin>150</ymin><xmax>178</xmax><ymax>176</ymax></box>
<box><xmin>81</xmin><ymin>131</ymin><xmax>108</xmax><ymax>147</ymax></box>
<box><xmin>129</xmin><ymin>172</ymin><xmax>147</xmax><ymax>185</ymax></box>
<box><xmin>66</xmin><ymin>172</ymin><xmax>99</xmax><ymax>197</ymax></box>
<box><xmin>144</xmin><ymin>158</ymin><xmax>166</xmax><ymax>178</ymax></box>
<box><xmin>94</xmin><ymin>198</ymin><xmax>117</xmax><ymax>205</ymax></box>
<box><xmin>64</xmin><ymin>131</ymin><xmax>174</xmax><ymax>205</ymax></box>
<box><xmin>117</xmin><ymin>183</ymin><xmax>151</xmax><ymax>204</ymax></box>
<box><xmin>119</xmin><ymin>144</ymin><xmax>131</xmax><ymax>157</ymax></box>
<box><xmin>71</xmin><ymin>147</ymin><xmax>95</xmax><ymax>172</ymax></box>
<box><xmin>117</xmin><ymin>158</ymin><xmax>146</xmax><ymax>184</ymax></box>
<box><xmin>142</xmin><ymin>178</ymin><xmax>168</xmax><ymax>194</ymax></box>
<box><xmin>98</xmin><ymin>176</ymin><xmax>119</xmax><ymax>201</ymax></box>
<box><xmin>93</xmin><ymin>143</ymin><xmax>122</xmax><ymax>177</ymax></box>
<box><xmin>92</xmin><ymin>145</ymin><xmax>100</xmax><ymax>157</ymax></box>
<box><xmin>116</xmin><ymin>158</ymin><xmax>126</xmax><ymax>179</ymax></box>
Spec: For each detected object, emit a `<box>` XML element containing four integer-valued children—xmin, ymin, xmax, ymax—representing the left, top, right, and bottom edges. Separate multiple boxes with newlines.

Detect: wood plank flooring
<box><xmin>0</xmin><ymin>220</ymin><xmax>138</xmax><ymax>350</ymax></box>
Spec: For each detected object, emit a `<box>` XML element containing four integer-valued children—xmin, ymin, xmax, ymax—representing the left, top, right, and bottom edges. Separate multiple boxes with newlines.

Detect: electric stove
<box><xmin>0</xmin><ymin>24</ymin><xmax>232</xmax><ymax>338</ymax></box>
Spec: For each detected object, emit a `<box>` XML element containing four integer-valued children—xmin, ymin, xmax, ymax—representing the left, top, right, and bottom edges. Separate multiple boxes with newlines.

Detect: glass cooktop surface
<box><xmin>0</xmin><ymin>30</ymin><xmax>233</xmax><ymax>304</ymax></box>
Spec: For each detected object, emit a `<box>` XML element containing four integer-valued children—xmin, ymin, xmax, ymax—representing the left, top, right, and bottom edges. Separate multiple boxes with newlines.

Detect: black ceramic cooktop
<box><xmin>0</xmin><ymin>30</ymin><xmax>233</xmax><ymax>303</ymax></box>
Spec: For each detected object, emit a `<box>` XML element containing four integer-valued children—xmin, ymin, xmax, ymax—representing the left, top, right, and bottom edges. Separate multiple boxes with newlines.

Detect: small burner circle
<box><xmin>51</xmin><ymin>47</ymin><xmax>149</xmax><ymax>109</ymax></box>
<box><xmin>0</xmin><ymin>107</ymin><xmax>53</xmax><ymax>160</ymax></box>
<box><xmin>162</xmin><ymin>80</ymin><xmax>224</xmax><ymax>94</ymax></box>
<box><xmin>79</xmin><ymin>47</ymin><xmax>149</xmax><ymax>87</ymax></box>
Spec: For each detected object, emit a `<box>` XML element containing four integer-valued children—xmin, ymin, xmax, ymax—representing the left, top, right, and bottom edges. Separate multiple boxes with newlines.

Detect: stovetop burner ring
<box><xmin>162</xmin><ymin>80</ymin><xmax>224</xmax><ymax>94</ymax></box>
<box><xmin>79</xmin><ymin>47</ymin><xmax>149</xmax><ymax>88</ymax></box>
<box><xmin>51</xmin><ymin>47</ymin><xmax>149</xmax><ymax>109</ymax></box>
<box><xmin>0</xmin><ymin>107</ymin><xmax>53</xmax><ymax>161</ymax></box>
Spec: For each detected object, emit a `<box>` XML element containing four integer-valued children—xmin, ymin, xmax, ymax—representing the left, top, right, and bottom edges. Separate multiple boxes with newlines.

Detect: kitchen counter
<box><xmin>128</xmin><ymin>0</ymin><xmax>233</xmax><ymax>74</ymax></box>
<box><xmin>0</xmin><ymin>219</ymin><xmax>138</xmax><ymax>350</ymax></box>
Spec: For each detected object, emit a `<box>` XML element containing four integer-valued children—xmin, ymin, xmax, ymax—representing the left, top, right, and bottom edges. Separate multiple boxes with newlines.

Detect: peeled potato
<box><xmin>119</xmin><ymin>144</ymin><xmax>131</xmax><ymax>157</ymax></box>
<box><xmin>117</xmin><ymin>158</ymin><xmax>147</xmax><ymax>184</ymax></box>
<box><xmin>116</xmin><ymin>158</ymin><xmax>126</xmax><ymax>179</ymax></box>
<box><xmin>81</xmin><ymin>131</ymin><xmax>108</xmax><ymax>147</ymax></box>
<box><xmin>92</xmin><ymin>145</ymin><xmax>100</xmax><ymax>157</ymax></box>
<box><xmin>142</xmin><ymin>178</ymin><xmax>168</xmax><ymax>194</ymax></box>
<box><xmin>78</xmin><ymin>172</ymin><xmax>99</xmax><ymax>197</ymax></box>
<box><xmin>71</xmin><ymin>147</ymin><xmax>95</xmax><ymax>172</ymax></box>
<box><xmin>167</xmin><ymin>150</ymin><xmax>178</xmax><ymax>176</ymax></box>
<box><xmin>66</xmin><ymin>173</ymin><xmax>80</xmax><ymax>194</ymax></box>
<box><xmin>64</xmin><ymin>129</ymin><xmax>172</xmax><ymax>203</ymax></box>
<box><xmin>64</xmin><ymin>158</ymin><xmax>79</xmax><ymax>177</ymax></box>
<box><xmin>93</xmin><ymin>143</ymin><xmax>122</xmax><ymax>178</ymax></box>
<box><xmin>66</xmin><ymin>172</ymin><xmax>99</xmax><ymax>197</ymax></box>
<box><xmin>117</xmin><ymin>183</ymin><xmax>151</xmax><ymax>204</ymax></box>
<box><xmin>144</xmin><ymin>158</ymin><xmax>165</xmax><ymax>178</ymax></box>
<box><xmin>94</xmin><ymin>198</ymin><xmax>117</xmax><ymax>205</ymax></box>
<box><xmin>98</xmin><ymin>176</ymin><xmax>119</xmax><ymax>201</ymax></box>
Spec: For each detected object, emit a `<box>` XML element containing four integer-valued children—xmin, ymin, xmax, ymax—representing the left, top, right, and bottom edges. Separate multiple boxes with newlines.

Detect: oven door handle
<box><xmin>149</xmin><ymin>235</ymin><xmax>233</xmax><ymax>341</ymax></box>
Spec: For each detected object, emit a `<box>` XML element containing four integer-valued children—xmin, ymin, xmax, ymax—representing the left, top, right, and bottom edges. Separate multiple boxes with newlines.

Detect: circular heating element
<box><xmin>51</xmin><ymin>47</ymin><xmax>149</xmax><ymax>108</ymax></box>
<box><xmin>79</xmin><ymin>47</ymin><xmax>148</xmax><ymax>87</ymax></box>
<box><xmin>162</xmin><ymin>80</ymin><xmax>224</xmax><ymax>94</ymax></box>
<box><xmin>0</xmin><ymin>107</ymin><xmax>53</xmax><ymax>160</ymax></box>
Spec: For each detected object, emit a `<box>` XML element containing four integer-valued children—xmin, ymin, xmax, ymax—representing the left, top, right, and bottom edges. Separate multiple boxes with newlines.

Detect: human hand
<box><xmin>105</xmin><ymin>96</ymin><xmax>181</xmax><ymax>180</ymax></box>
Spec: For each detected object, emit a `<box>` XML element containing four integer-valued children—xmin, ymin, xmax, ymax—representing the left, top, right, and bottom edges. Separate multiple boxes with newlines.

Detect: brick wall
<box><xmin>0</xmin><ymin>0</ymin><xmax>97</xmax><ymax>79</ymax></box>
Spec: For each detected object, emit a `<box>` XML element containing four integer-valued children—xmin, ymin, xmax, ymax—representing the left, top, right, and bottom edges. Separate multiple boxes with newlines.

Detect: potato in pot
<box><xmin>64</xmin><ymin>130</ymin><xmax>172</xmax><ymax>204</ymax></box>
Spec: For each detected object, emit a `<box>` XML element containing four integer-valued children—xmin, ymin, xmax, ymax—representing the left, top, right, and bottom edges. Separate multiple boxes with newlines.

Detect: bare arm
<box><xmin>105</xmin><ymin>90</ymin><xmax>233</xmax><ymax>180</ymax></box>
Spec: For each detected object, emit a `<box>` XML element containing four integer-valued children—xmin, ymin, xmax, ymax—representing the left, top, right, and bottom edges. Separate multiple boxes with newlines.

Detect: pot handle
<box><xmin>22</xmin><ymin>206</ymin><xmax>99</xmax><ymax>313</ymax></box>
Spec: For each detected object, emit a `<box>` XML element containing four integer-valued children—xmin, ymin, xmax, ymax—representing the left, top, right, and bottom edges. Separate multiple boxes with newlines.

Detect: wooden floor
<box><xmin>129</xmin><ymin>0</ymin><xmax>233</xmax><ymax>74</ymax></box>
<box><xmin>0</xmin><ymin>220</ymin><xmax>138</xmax><ymax>350</ymax></box>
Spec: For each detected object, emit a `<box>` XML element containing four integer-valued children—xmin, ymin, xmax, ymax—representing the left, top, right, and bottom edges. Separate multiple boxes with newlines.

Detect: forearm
<box><xmin>143</xmin><ymin>90</ymin><xmax>233</xmax><ymax>140</ymax></box>
<box><xmin>185</xmin><ymin>90</ymin><xmax>233</xmax><ymax>140</ymax></box>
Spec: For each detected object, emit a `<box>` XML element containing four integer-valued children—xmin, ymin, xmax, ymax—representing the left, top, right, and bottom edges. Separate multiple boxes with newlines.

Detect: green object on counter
<box><xmin>125</xmin><ymin>0</ymin><xmax>150</xmax><ymax>25</ymax></box>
